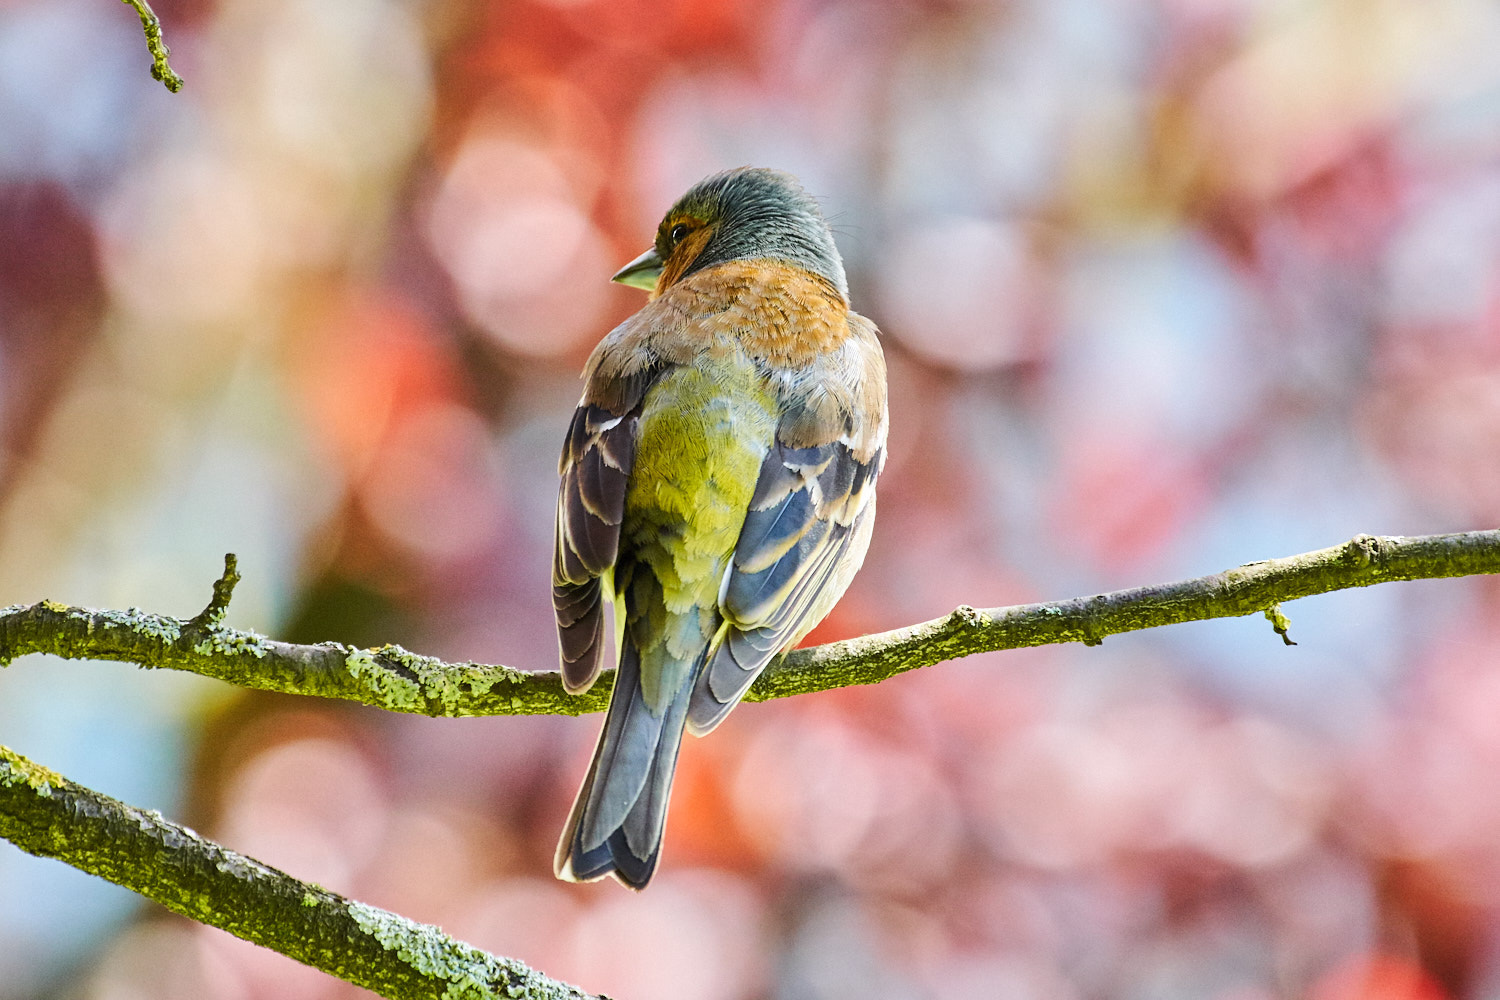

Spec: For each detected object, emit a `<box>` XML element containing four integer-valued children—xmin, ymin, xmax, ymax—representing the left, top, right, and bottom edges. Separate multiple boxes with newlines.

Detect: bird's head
<box><xmin>611</xmin><ymin>167</ymin><xmax>848</xmax><ymax>302</ymax></box>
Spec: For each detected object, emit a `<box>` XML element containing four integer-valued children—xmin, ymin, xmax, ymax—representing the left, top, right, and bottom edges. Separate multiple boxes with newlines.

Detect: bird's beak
<box><xmin>611</xmin><ymin>247</ymin><xmax>664</xmax><ymax>292</ymax></box>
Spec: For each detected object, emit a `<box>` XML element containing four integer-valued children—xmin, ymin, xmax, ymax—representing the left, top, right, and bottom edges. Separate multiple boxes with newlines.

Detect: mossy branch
<box><xmin>0</xmin><ymin>744</ymin><xmax>598</xmax><ymax>999</ymax></box>
<box><xmin>2</xmin><ymin>531</ymin><xmax>1497</xmax><ymax>995</ymax></box>
<box><xmin>118</xmin><ymin>0</ymin><xmax>183</xmax><ymax>92</ymax></box>
<box><xmin>2</xmin><ymin>531</ymin><xmax>1498</xmax><ymax>717</ymax></box>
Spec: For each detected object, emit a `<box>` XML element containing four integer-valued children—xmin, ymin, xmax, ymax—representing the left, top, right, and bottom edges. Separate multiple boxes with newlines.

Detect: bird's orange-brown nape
<box><xmin>664</xmin><ymin>259</ymin><xmax>851</xmax><ymax>366</ymax></box>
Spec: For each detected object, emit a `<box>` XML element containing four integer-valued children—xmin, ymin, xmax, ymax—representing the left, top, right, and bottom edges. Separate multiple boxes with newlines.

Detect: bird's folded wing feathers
<box><xmin>687</xmin><ymin>373</ymin><xmax>885</xmax><ymax>735</ymax></box>
<box><xmin>553</xmin><ymin>360</ymin><xmax>662</xmax><ymax>693</ymax></box>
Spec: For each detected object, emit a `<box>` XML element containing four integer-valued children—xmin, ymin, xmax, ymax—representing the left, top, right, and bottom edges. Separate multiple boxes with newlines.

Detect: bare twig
<box><xmin>118</xmin><ymin>0</ymin><xmax>183</xmax><ymax>92</ymax></box>
<box><xmin>1263</xmin><ymin>604</ymin><xmax>1297</xmax><ymax>646</ymax></box>
<box><xmin>0</xmin><ymin>744</ymin><xmax>598</xmax><ymax>1000</ymax></box>
<box><xmin>186</xmin><ymin>553</ymin><xmax>239</xmax><ymax>630</ymax></box>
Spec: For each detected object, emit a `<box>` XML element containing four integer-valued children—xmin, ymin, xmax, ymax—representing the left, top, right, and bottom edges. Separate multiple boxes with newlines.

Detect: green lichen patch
<box><xmin>341</xmin><ymin>645</ymin><xmax>556</xmax><ymax>717</ymax></box>
<box><xmin>396</xmin><ymin>648</ymin><xmax>517</xmax><ymax>716</ymax></box>
<box><xmin>90</xmin><ymin>606</ymin><xmax>185</xmax><ymax>645</ymax></box>
<box><xmin>344</xmin><ymin>648</ymin><xmax>423</xmax><ymax>711</ymax></box>
<box><xmin>190</xmin><ymin>627</ymin><xmax>270</xmax><ymax>660</ymax></box>
<box><xmin>0</xmin><ymin>745</ymin><xmax>63</xmax><ymax>797</ymax></box>
<box><xmin>429</xmin><ymin>663</ymin><xmax>508</xmax><ymax>713</ymax></box>
<box><xmin>348</xmin><ymin>902</ymin><xmax>499</xmax><ymax>990</ymax></box>
<box><xmin>346</xmin><ymin>902</ymin><xmax>583</xmax><ymax>1000</ymax></box>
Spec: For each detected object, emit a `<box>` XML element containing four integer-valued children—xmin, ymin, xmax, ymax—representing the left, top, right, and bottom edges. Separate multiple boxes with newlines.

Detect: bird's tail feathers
<box><xmin>554</xmin><ymin>636</ymin><xmax>693</xmax><ymax>890</ymax></box>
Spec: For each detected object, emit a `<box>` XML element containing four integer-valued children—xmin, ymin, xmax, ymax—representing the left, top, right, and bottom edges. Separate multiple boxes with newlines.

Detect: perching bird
<box><xmin>552</xmin><ymin>167</ymin><xmax>887</xmax><ymax>889</ymax></box>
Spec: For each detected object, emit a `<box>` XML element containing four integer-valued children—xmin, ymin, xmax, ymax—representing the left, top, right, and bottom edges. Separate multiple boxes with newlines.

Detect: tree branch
<box><xmin>1</xmin><ymin>531</ymin><xmax>1496</xmax><ymax>716</ymax></box>
<box><xmin>752</xmin><ymin>529</ymin><xmax>1500</xmax><ymax>700</ymax></box>
<box><xmin>0</xmin><ymin>743</ymin><xmax>599</xmax><ymax>1000</ymax></box>
<box><xmin>2</xmin><ymin>530</ymin><xmax>1496</xmax><ymax>996</ymax></box>
<box><xmin>118</xmin><ymin>0</ymin><xmax>183</xmax><ymax>93</ymax></box>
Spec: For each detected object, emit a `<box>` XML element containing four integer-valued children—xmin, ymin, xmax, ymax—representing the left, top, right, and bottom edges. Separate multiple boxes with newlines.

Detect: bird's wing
<box><xmin>553</xmin><ymin>357</ymin><xmax>663</xmax><ymax>694</ymax></box>
<box><xmin>687</xmin><ymin>321</ymin><xmax>887</xmax><ymax>734</ymax></box>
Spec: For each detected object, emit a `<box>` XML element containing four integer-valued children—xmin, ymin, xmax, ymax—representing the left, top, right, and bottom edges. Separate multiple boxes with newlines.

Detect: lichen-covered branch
<box><xmin>0</xmin><ymin>574</ymin><xmax>609</xmax><ymax>716</ymax></box>
<box><xmin>2</xmin><ymin>531</ymin><xmax>1498</xmax><ymax>717</ymax></box>
<box><xmin>118</xmin><ymin>0</ymin><xmax>183</xmax><ymax>92</ymax></box>
<box><xmin>0</xmin><ymin>744</ymin><xmax>597</xmax><ymax>1000</ymax></box>
<box><xmin>750</xmin><ymin>529</ymin><xmax>1500</xmax><ymax>700</ymax></box>
<box><xmin>1</xmin><ymin>531</ymin><xmax>1495</xmax><ymax>996</ymax></box>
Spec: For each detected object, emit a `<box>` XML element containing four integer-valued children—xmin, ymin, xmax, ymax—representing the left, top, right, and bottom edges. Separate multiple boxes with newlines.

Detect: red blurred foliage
<box><xmin>1312</xmin><ymin>955</ymin><xmax>1449</xmax><ymax>1000</ymax></box>
<box><xmin>285</xmin><ymin>288</ymin><xmax>463</xmax><ymax>483</ymax></box>
<box><xmin>10</xmin><ymin>0</ymin><xmax>1500</xmax><ymax>996</ymax></box>
<box><xmin>0</xmin><ymin>181</ymin><xmax>104</xmax><ymax>474</ymax></box>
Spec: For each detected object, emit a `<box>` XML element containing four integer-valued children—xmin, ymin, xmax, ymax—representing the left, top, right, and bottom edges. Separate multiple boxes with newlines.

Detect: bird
<box><xmin>551</xmin><ymin>167</ymin><xmax>887</xmax><ymax>889</ymax></box>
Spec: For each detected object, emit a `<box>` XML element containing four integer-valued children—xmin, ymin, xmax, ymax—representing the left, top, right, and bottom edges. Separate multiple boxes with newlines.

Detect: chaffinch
<box><xmin>552</xmin><ymin>167</ymin><xmax>888</xmax><ymax>889</ymax></box>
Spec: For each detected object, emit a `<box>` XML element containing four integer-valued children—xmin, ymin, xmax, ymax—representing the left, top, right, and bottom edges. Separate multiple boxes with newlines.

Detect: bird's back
<box><xmin>618</xmin><ymin>358</ymin><xmax>779</xmax><ymax>709</ymax></box>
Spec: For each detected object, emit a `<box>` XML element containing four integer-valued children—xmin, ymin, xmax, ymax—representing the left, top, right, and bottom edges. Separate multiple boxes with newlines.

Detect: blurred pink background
<box><xmin>2</xmin><ymin>0</ymin><xmax>1500</xmax><ymax>997</ymax></box>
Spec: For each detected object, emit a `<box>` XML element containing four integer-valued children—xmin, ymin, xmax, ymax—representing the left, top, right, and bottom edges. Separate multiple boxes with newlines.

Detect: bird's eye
<box><xmin>669</xmin><ymin>223</ymin><xmax>691</xmax><ymax>244</ymax></box>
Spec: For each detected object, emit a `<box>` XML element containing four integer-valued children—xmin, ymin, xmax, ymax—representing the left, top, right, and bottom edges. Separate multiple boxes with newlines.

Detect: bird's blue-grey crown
<box><xmin>668</xmin><ymin>167</ymin><xmax>848</xmax><ymax>300</ymax></box>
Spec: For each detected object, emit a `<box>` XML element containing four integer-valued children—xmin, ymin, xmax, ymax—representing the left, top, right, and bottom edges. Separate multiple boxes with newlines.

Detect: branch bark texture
<box><xmin>0</xmin><ymin>744</ymin><xmax>598</xmax><ymax>1000</ymax></box>
<box><xmin>2</xmin><ymin>531</ymin><xmax>1496</xmax><ymax>717</ymax></box>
